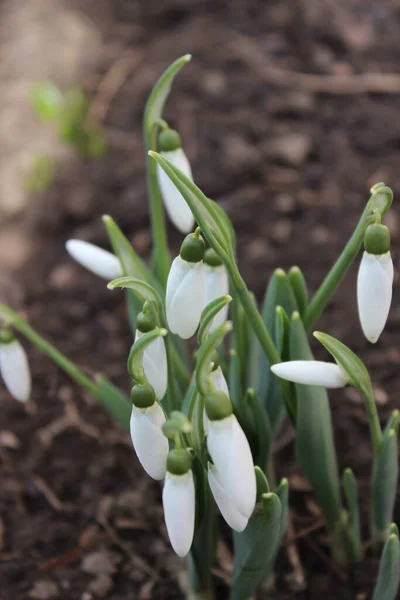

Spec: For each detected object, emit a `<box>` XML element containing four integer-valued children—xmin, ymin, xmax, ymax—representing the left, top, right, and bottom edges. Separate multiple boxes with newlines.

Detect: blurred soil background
<box><xmin>1</xmin><ymin>0</ymin><xmax>400</xmax><ymax>598</ymax></box>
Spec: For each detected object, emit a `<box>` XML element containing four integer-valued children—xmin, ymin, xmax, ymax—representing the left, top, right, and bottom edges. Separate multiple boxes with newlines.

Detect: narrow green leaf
<box><xmin>198</xmin><ymin>295</ymin><xmax>232</xmax><ymax>343</ymax></box>
<box><xmin>314</xmin><ymin>331</ymin><xmax>373</xmax><ymax>399</ymax></box>
<box><xmin>231</xmin><ymin>493</ymin><xmax>282</xmax><ymax>600</ymax></box>
<box><xmin>373</xmin><ymin>530</ymin><xmax>400</xmax><ymax>600</ymax></box>
<box><xmin>196</xmin><ymin>322</ymin><xmax>232</xmax><ymax>395</ymax></box>
<box><xmin>275</xmin><ymin>306</ymin><xmax>290</xmax><ymax>360</ymax></box>
<box><xmin>342</xmin><ymin>468</ymin><xmax>362</xmax><ymax>562</ymax></box>
<box><xmin>275</xmin><ymin>478</ymin><xmax>289</xmax><ymax>540</ymax></box>
<box><xmin>127</xmin><ymin>328</ymin><xmax>167</xmax><ymax>380</ymax></box>
<box><xmin>103</xmin><ymin>215</ymin><xmax>151</xmax><ymax>282</ymax></box>
<box><xmin>290</xmin><ymin>313</ymin><xmax>342</xmax><ymax>530</ymax></box>
<box><xmin>95</xmin><ymin>376</ymin><xmax>131</xmax><ymax>429</ymax></box>
<box><xmin>246</xmin><ymin>388</ymin><xmax>273</xmax><ymax>469</ymax></box>
<box><xmin>255</xmin><ymin>466</ymin><xmax>270</xmax><ymax>499</ymax></box>
<box><xmin>372</xmin><ymin>425</ymin><xmax>399</xmax><ymax>545</ymax></box>
<box><xmin>108</xmin><ymin>276</ymin><xmax>163</xmax><ymax>315</ymax></box>
<box><xmin>288</xmin><ymin>266</ymin><xmax>308</xmax><ymax>317</ymax></box>
<box><xmin>229</xmin><ymin>349</ymin><xmax>243</xmax><ymax>419</ymax></box>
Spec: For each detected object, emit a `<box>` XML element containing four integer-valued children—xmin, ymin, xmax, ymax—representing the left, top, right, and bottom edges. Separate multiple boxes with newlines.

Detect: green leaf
<box><xmin>127</xmin><ymin>328</ymin><xmax>167</xmax><ymax>380</ymax></box>
<box><xmin>373</xmin><ymin>529</ymin><xmax>400</xmax><ymax>600</ymax></box>
<box><xmin>95</xmin><ymin>376</ymin><xmax>131</xmax><ymax>429</ymax></box>
<box><xmin>275</xmin><ymin>478</ymin><xmax>289</xmax><ymax>540</ymax></box>
<box><xmin>246</xmin><ymin>388</ymin><xmax>272</xmax><ymax>469</ymax></box>
<box><xmin>342</xmin><ymin>468</ymin><xmax>362</xmax><ymax>562</ymax></box>
<box><xmin>103</xmin><ymin>215</ymin><xmax>151</xmax><ymax>282</ymax></box>
<box><xmin>254</xmin><ymin>466</ymin><xmax>270</xmax><ymax>499</ymax></box>
<box><xmin>198</xmin><ymin>295</ymin><xmax>232</xmax><ymax>343</ymax></box>
<box><xmin>372</xmin><ymin>420</ymin><xmax>399</xmax><ymax>545</ymax></box>
<box><xmin>288</xmin><ymin>266</ymin><xmax>308</xmax><ymax>317</ymax></box>
<box><xmin>195</xmin><ymin>322</ymin><xmax>232</xmax><ymax>396</ymax></box>
<box><xmin>314</xmin><ymin>331</ymin><xmax>372</xmax><ymax>398</ymax></box>
<box><xmin>231</xmin><ymin>493</ymin><xmax>282</xmax><ymax>600</ymax></box>
<box><xmin>290</xmin><ymin>313</ymin><xmax>342</xmax><ymax>530</ymax></box>
<box><xmin>31</xmin><ymin>82</ymin><xmax>64</xmax><ymax>121</ymax></box>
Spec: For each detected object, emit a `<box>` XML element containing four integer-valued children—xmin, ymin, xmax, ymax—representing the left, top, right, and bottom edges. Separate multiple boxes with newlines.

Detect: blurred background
<box><xmin>1</xmin><ymin>0</ymin><xmax>400</xmax><ymax>598</ymax></box>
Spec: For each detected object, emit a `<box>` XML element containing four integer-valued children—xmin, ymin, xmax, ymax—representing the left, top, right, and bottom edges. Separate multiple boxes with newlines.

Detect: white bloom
<box><xmin>135</xmin><ymin>331</ymin><xmax>167</xmax><ymax>401</ymax></box>
<box><xmin>163</xmin><ymin>470</ymin><xmax>195</xmax><ymax>557</ymax></box>
<box><xmin>357</xmin><ymin>251</ymin><xmax>394</xmax><ymax>343</ymax></box>
<box><xmin>66</xmin><ymin>239</ymin><xmax>122</xmax><ymax>280</ymax></box>
<box><xmin>129</xmin><ymin>402</ymin><xmax>168</xmax><ymax>480</ymax></box>
<box><xmin>207</xmin><ymin>414</ymin><xmax>256</xmax><ymax>519</ymax></box>
<box><xmin>0</xmin><ymin>339</ymin><xmax>31</xmax><ymax>402</ymax></box>
<box><xmin>166</xmin><ymin>256</ymin><xmax>205</xmax><ymax>339</ymax></box>
<box><xmin>203</xmin><ymin>367</ymin><xmax>230</xmax><ymax>435</ymax></box>
<box><xmin>204</xmin><ymin>264</ymin><xmax>229</xmax><ymax>332</ymax></box>
<box><xmin>271</xmin><ymin>360</ymin><xmax>349</xmax><ymax>388</ymax></box>
<box><xmin>208</xmin><ymin>463</ymin><xmax>248</xmax><ymax>532</ymax></box>
<box><xmin>157</xmin><ymin>149</ymin><xmax>195</xmax><ymax>233</ymax></box>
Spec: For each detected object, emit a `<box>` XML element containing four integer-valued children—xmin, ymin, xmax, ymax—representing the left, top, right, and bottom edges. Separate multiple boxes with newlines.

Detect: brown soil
<box><xmin>1</xmin><ymin>1</ymin><xmax>400</xmax><ymax>598</ymax></box>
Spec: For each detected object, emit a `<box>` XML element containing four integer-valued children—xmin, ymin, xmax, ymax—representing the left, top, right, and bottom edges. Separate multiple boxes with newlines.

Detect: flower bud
<box><xmin>66</xmin><ymin>239</ymin><xmax>122</xmax><ymax>280</ymax></box>
<box><xmin>166</xmin><ymin>255</ymin><xmax>205</xmax><ymax>339</ymax></box>
<box><xmin>130</xmin><ymin>400</ymin><xmax>168</xmax><ymax>480</ymax></box>
<box><xmin>157</xmin><ymin>129</ymin><xmax>195</xmax><ymax>233</ymax></box>
<box><xmin>203</xmin><ymin>252</ymin><xmax>229</xmax><ymax>332</ymax></box>
<box><xmin>271</xmin><ymin>360</ymin><xmax>349</xmax><ymax>388</ymax></box>
<box><xmin>0</xmin><ymin>336</ymin><xmax>31</xmax><ymax>403</ymax></box>
<box><xmin>134</xmin><ymin>331</ymin><xmax>168</xmax><ymax>401</ymax></box>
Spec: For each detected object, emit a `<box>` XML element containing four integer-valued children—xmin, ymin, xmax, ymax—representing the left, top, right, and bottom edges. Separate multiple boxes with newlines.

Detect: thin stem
<box><xmin>0</xmin><ymin>305</ymin><xmax>99</xmax><ymax>398</ymax></box>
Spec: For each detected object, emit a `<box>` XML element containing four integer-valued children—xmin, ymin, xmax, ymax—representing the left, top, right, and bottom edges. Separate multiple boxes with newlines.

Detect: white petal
<box><xmin>167</xmin><ymin>261</ymin><xmax>205</xmax><ymax>339</ymax></box>
<box><xmin>142</xmin><ymin>336</ymin><xmax>168</xmax><ymax>400</ymax></box>
<box><xmin>163</xmin><ymin>470</ymin><xmax>195</xmax><ymax>557</ymax></box>
<box><xmin>271</xmin><ymin>361</ymin><xmax>349</xmax><ymax>388</ymax></box>
<box><xmin>208</xmin><ymin>464</ymin><xmax>248</xmax><ymax>532</ymax></box>
<box><xmin>210</xmin><ymin>367</ymin><xmax>229</xmax><ymax>397</ymax></box>
<box><xmin>66</xmin><ymin>239</ymin><xmax>122</xmax><ymax>280</ymax></box>
<box><xmin>158</xmin><ymin>149</ymin><xmax>195</xmax><ymax>233</ymax></box>
<box><xmin>129</xmin><ymin>403</ymin><xmax>168</xmax><ymax>480</ymax></box>
<box><xmin>166</xmin><ymin>256</ymin><xmax>190</xmax><ymax>320</ymax></box>
<box><xmin>357</xmin><ymin>251</ymin><xmax>393</xmax><ymax>343</ymax></box>
<box><xmin>0</xmin><ymin>340</ymin><xmax>31</xmax><ymax>402</ymax></box>
<box><xmin>207</xmin><ymin>415</ymin><xmax>256</xmax><ymax>518</ymax></box>
<box><xmin>204</xmin><ymin>265</ymin><xmax>229</xmax><ymax>332</ymax></box>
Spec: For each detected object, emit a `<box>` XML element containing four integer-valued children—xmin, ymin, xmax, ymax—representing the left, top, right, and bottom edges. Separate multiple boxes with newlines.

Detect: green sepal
<box><xmin>204</xmin><ymin>248</ymin><xmax>223</xmax><ymax>267</ymax></box>
<box><xmin>158</xmin><ymin>128</ymin><xmax>181</xmax><ymax>152</ymax></box>
<box><xmin>364</xmin><ymin>223</ymin><xmax>390</xmax><ymax>255</ymax></box>
<box><xmin>231</xmin><ymin>493</ymin><xmax>282</xmax><ymax>600</ymax></box>
<box><xmin>131</xmin><ymin>382</ymin><xmax>156</xmax><ymax>408</ymax></box>
<box><xmin>204</xmin><ymin>390</ymin><xmax>233</xmax><ymax>421</ymax></box>
<box><xmin>195</xmin><ymin>322</ymin><xmax>232</xmax><ymax>396</ymax></box>
<box><xmin>180</xmin><ymin>232</ymin><xmax>205</xmax><ymax>263</ymax></box>
<box><xmin>290</xmin><ymin>313</ymin><xmax>342</xmax><ymax>530</ymax></box>
<box><xmin>0</xmin><ymin>329</ymin><xmax>15</xmax><ymax>344</ymax></box>
<box><xmin>372</xmin><ymin>413</ymin><xmax>399</xmax><ymax>546</ymax></box>
<box><xmin>373</xmin><ymin>528</ymin><xmax>400</xmax><ymax>600</ymax></box>
<box><xmin>314</xmin><ymin>331</ymin><xmax>372</xmax><ymax>398</ymax></box>
<box><xmin>198</xmin><ymin>295</ymin><xmax>232</xmax><ymax>344</ymax></box>
<box><xmin>288</xmin><ymin>266</ymin><xmax>308</xmax><ymax>317</ymax></box>
<box><xmin>166</xmin><ymin>448</ymin><xmax>192</xmax><ymax>475</ymax></box>
<box><xmin>136</xmin><ymin>309</ymin><xmax>157</xmax><ymax>333</ymax></box>
<box><xmin>127</xmin><ymin>328</ymin><xmax>167</xmax><ymax>381</ymax></box>
<box><xmin>342</xmin><ymin>468</ymin><xmax>363</xmax><ymax>562</ymax></box>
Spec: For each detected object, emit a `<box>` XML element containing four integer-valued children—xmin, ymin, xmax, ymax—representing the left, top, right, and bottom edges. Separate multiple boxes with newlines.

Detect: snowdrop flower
<box><xmin>157</xmin><ymin>128</ymin><xmax>195</xmax><ymax>233</ymax></box>
<box><xmin>135</xmin><ymin>311</ymin><xmax>167</xmax><ymax>401</ymax></box>
<box><xmin>0</xmin><ymin>333</ymin><xmax>31</xmax><ymax>402</ymax></box>
<box><xmin>271</xmin><ymin>360</ymin><xmax>349</xmax><ymax>388</ymax></box>
<box><xmin>163</xmin><ymin>449</ymin><xmax>195</xmax><ymax>557</ymax></box>
<box><xmin>205</xmin><ymin>391</ymin><xmax>256</xmax><ymax>529</ymax></box>
<box><xmin>66</xmin><ymin>239</ymin><xmax>122</xmax><ymax>280</ymax></box>
<box><xmin>203</xmin><ymin>249</ymin><xmax>229</xmax><ymax>332</ymax></box>
<box><xmin>357</xmin><ymin>223</ymin><xmax>393</xmax><ymax>343</ymax></box>
<box><xmin>130</xmin><ymin>383</ymin><xmax>169</xmax><ymax>480</ymax></box>
<box><xmin>166</xmin><ymin>232</ymin><xmax>205</xmax><ymax>339</ymax></box>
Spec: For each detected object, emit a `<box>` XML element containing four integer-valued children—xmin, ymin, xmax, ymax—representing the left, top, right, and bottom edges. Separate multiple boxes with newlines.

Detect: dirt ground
<box><xmin>1</xmin><ymin>0</ymin><xmax>400</xmax><ymax>598</ymax></box>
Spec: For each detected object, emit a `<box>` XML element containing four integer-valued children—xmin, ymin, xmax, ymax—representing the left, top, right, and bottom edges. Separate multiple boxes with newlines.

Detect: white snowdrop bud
<box><xmin>130</xmin><ymin>384</ymin><xmax>168</xmax><ymax>480</ymax></box>
<box><xmin>66</xmin><ymin>239</ymin><xmax>122</xmax><ymax>280</ymax></box>
<box><xmin>135</xmin><ymin>312</ymin><xmax>167</xmax><ymax>401</ymax></box>
<box><xmin>163</xmin><ymin>449</ymin><xmax>195</xmax><ymax>557</ymax></box>
<box><xmin>204</xmin><ymin>249</ymin><xmax>229</xmax><ymax>332</ymax></box>
<box><xmin>157</xmin><ymin>129</ymin><xmax>195</xmax><ymax>233</ymax></box>
<box><xmin>271</xmin><ymin>360</ymin><xmax>349</xmax><ymax>388</ymax></box>
<box><xmin>0</xmin><ymin>336</ymin><xmax>31</xmax><ymax>402</ymax></box>
<box><xmin>357</xmin><ymin>224</ymin><xmax>393</xmax><ymax>343</ymax></box>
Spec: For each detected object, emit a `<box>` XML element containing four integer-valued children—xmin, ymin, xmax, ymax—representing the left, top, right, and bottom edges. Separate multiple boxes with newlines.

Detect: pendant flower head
<box><xmin>135</xmin><ymin>311</ymin><xmax>168</xmax><ymax>401</ymax></box>
<box><xmin>157</xmin><ymin>128</ymin><xmax>195</xmax><ymax>233</ymax></box>
<box><xmin>203</xmin><ymin>249</ymin><xmax>229</xmax><ymax>332</ymax></box>
<box><xmin>357</xmin><ymin>224</ymin><xmax>393</xmax><ymax>344</ymax></box>
<box><xmin>166</xmin><ymin>232</ymin><xmax>205</xmax><ymax>339</ymax></box>
<box><xmin>162</xmin><ymin>449</ymin><xmax>195</xmax><ymax>557</ymax></box>
<box><xmin>0</xmin><ymin>331</ymin><xmax>31</xmax><ymax>403</ymax></box>
<box><xmin>66</xmin><ymin>239</ymin><xmax>122</xmax><ymax>280</ymax></box>
<box><xmin>129</xmin><ymin>383</ymin><xmax>169</xmax><ymax>480</ymax></box>
<box><xmin>271</xmin><ymin>360</ymin><xmax>349</xmax><ymax>388</ymax></box>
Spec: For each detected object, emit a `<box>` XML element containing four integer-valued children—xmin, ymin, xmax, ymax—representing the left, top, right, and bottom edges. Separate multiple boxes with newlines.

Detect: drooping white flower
<box><xmin>0</xmin><ymin>339</ymin><xmax>31</xmax><ymax>402</ymax></box>
<box><xmin>204</xmin><ymin>367</ymin><xmax>230</xmax><ymax>435</ymax></box>
<box><xmin>357</xmin><ymin>251</ymin><xmax>393</xmax><ymax>343</ymax></box>
<box><xmin>208</xmin><ymin>463</ymin><xmax>248</xmax><ymax>532</ymax></box>
<box><xmin>207</xmin><ymin>414</ymin><xmax>256</xmax><ymax>520</ymax></box>
<box><xmin>66</xmin><ymin>239</ymin><xmax>122</xmax><ymax>280</ymax></box>
<box><xmin>166</xmin><ymin>256</ymin><xmax>205</xmax><ymax>339</ymax></box>
<box><xmin>271</xmin><ymin>360</ymin><xmax>349</xmax><ymax>388</ymax></box>
<box><xmin>163</xmin><ymin>469</ymin><xmax>195</xmax><ymax>557</ymax></box>
<box><xmin>129</xmin><ymin>402</ymin><xmax>168</xmax><ymax>480</ymax></box>
<box><xmin>157</xmin><ymin>147</ymin><xmax>195</xmax><ymax>234</ymax></box>
<box><xmin>135</xmin><ymin>331</ymin><xmax>167</xmax><ymax>401</ymax></box>
<box><xmin>204</xmin><ymin>264</ymin><xmax>229</xmax><ymax>332</ymax></box>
